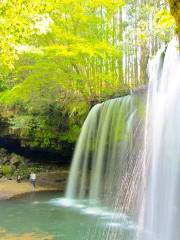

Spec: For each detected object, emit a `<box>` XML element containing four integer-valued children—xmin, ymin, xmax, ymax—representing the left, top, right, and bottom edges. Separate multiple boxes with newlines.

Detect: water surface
<box><xmin>0</xmin><ymin>192</ymin><xmax>136</xmax><ymax>239</ymax></box>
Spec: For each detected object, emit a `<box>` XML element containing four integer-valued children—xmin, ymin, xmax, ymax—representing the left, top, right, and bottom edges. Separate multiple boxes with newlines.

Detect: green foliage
<box><xmin>0</xmin><ymin>0</ymin><xmax>174</xmax><ymax>154</ymax></box>
<box><xmin>0</xmin><ymin>0</ymin><xmax>126</xmax><ymax>152</ymax></box>
<box><xmin>2</xmin><ymin>165</ymin><xmax>13</xmax><ymax>176</ymax></box>
<box><xmin>154</xmin><ymin>9</ymin><xmax>175</xmax><ymax>42</ymax></box>
<box><xmin>0</xmin><ymin>0</ymin><xmax>49</xmax><ymax>68</ymax></box>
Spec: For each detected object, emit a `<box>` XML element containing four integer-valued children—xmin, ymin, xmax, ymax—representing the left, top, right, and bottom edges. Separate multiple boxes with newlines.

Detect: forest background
<box><xmin>0</xmin><ymin>0</ymin><xmax>175</xmax><ymax>160</ymax></box>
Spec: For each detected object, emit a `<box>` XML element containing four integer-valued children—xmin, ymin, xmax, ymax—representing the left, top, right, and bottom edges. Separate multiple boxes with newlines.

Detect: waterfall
<box><xmin>140</xmin><ymin>37</ymin><xmax>180</xmax><ymax>240</ymax></box>
<box><xmin>62</xmin><ymin>37</ymin><xmax>180</xmax><ymax>240</ymax></box>
<box><xmin>66</xmin><ymin>95</ymin><xmax>143</xmax><ymax>209</ymax></box>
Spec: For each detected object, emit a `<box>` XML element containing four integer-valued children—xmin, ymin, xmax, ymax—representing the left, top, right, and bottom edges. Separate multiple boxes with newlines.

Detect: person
<box><xmin>16</xmin><ymin>174</ymin><xmax>21</xmax><ymax>183</ymax></box>
<box><xmin>29</xmin><ymin>172</ymin><xmax>37</xmax><ymax>190</ymax></box>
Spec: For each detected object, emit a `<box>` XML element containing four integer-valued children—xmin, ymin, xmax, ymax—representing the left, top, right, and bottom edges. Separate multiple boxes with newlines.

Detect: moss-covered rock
<box><xmin>0</xmin><ymin>148</ymin><xmax>28</xmax><ymax>178</ymax></box>
<box><xmin>10</xmin><ymin>153</ymin><xmax>25</xmax><ymax>168</ymax></box>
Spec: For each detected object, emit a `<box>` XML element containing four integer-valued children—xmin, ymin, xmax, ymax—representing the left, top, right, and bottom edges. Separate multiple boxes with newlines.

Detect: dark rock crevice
<box><xmin>0</xmin><ymin>136</ymin><xmax>73</xmax><ymax>165</ymax></box>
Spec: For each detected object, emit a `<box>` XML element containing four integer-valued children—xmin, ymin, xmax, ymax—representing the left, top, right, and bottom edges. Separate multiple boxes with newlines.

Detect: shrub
<box><xmin>2</xmin><ymin>165</ymin><xmax>13</xmax><ymax>176</ymax></box>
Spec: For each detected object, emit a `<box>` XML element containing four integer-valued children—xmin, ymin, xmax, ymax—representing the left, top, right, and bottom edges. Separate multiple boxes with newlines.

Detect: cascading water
<box><xmin>140</xmin><ymin>37</ymin><xmax>180</xmax><ymax>240</ymax></box>
<box><xmin>51</xmin><ymin>37</ymin><xmax>180</xmax><ymax>240</ymax></box>
<box><xmin>66</xmin><ymin>95</ymin><xmax>143</xmax><ymax>211</ymax></box>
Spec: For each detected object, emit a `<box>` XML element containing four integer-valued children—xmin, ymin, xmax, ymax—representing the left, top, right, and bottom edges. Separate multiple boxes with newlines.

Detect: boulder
<box><xmin>10</xmin><ymin>153</ymin><xmax>25</xmax><ymax>168</ymax></box>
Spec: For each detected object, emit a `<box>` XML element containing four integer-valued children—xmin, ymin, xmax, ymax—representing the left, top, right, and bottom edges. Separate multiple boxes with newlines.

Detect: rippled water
<box><xmin>0</xmin><ymin>192</ymin><xmax>137</xmax><ymax>240</ymax></box>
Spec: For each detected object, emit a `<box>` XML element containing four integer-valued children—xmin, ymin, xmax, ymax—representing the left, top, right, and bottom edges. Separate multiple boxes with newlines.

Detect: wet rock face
<box><xmin>169</xmin><ymin>0</ymin><xmax>180</xmax><ymax>35</ymax></box>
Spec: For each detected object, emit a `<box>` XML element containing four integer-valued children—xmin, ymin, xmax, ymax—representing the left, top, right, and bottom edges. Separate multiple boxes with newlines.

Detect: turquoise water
<box><xmin>0</xmin><ymin>192</ymin><xmax>136</xmax><ymax>239</ymax></box>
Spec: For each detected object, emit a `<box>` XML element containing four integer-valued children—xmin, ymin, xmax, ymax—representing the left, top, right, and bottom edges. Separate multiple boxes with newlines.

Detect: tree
<box><xmin>0</xmin><ymin>0</ymin><xmax>175</xmax><ymax>154</ymax></box>
<box><xmin>168</xmin><ymin>0</ymin><xmax>180</xmax><ymax>35</ymax></box>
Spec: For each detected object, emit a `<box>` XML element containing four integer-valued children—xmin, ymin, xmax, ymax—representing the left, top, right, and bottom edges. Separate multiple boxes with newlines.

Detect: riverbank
<box><xmin>0</xmin><ymin>169</ymin><xmax>69</xmax><ymax>200</ymax></box>
<box><xmin>0</xmin><ymin>229</ymin><xmax>54</xmax><ymax>240</ymax></box>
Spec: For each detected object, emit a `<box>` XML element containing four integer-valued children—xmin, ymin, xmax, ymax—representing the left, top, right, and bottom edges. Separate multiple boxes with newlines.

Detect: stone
<box><xmin>10</xmin><ymin>153</ymin><xmax>24</xmax><ymax>168</ymax></box>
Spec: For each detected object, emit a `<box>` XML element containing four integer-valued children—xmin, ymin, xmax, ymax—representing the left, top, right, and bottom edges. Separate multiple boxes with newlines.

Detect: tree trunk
<box><xmin>168</xmin><ymin>0</ymin><xmax>180</xmax><ymax>36</ymax></box>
